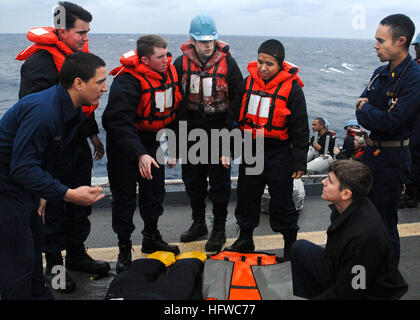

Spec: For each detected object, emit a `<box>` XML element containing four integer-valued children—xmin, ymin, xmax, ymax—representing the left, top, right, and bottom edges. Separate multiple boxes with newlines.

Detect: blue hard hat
<box><xmin>344</xmin><ymin>119</ymin><xmax>360</xmax><ymax>129</ymax></box>
<box><xmin>412</xmin><ymin>33</ymin><xmax>420</xmax><ymax>45</ymax></box>
<box><xmin>190</xmin><ymin>14</ymin><xmax>218</xmax><ymax>41</ymax></box>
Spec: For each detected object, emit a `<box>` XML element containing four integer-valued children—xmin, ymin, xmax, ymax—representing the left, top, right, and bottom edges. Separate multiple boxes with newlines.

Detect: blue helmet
<box><xmin>344</xmin><ymin>119</ymin><xmax>360</xmax><ymax>129</ymax></box>
<box><xmin>190</xmin><ymin>14</ymin><xmax>218</xmax><ymax>41</ymax></box>
<box><xmin>412</xmin><ymin>32</ymin><xmax>420</xmax><ymax>45</ymax></box>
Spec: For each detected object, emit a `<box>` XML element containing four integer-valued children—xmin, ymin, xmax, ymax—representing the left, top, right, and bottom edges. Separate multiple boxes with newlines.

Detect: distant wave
<box><xmin>342</xmin><ymin>63</ymin><xmax>360</xmax><ymax>70</ymax></box>
<box><xmin>321</xmin><ymin>64</ymin><xmax>344</xmax><ymax>73</ymax></box>
<box><xmin>320</xmin><ymin>63</ymin><xmax>361</xmax><ymax>73</ymax></box>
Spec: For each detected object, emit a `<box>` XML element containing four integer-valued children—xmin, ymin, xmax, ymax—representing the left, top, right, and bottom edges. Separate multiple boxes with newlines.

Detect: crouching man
<box><xmin>290</xmin><ymin>160</ymin><xmax>408</xmax><ymax>299</ymax></box>
<box><xmin>0</xmin><ymin>52</ymin><xmax>107</xmax><ymax>300</ymax></box>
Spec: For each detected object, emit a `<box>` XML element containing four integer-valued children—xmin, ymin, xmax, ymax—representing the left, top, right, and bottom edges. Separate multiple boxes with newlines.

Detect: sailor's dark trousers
<box><xmin>290</xmin><ymin>239</ymin><xmax>327</xmax><ymax>299</ymax></box>
<box><xmin>107</xmin><ymin>138</ymin><xmax>165</xmax><ymax>240</ymax></box>
<box><xmin>361</xmin><ymin>145</ymin><xmax>411</xmax><ymax>266</ymax></box>
<box><xmin>234</xmin><ymin>143</ymin><xmax>299</xmax><ymax>234</ymax></box>
<box><xmin>0</xmin><ymin>171</ymin><xmax>53</xmax><ymax>300</ymax></box>
<box><xmin>43</xmin><ymin>138</ymin><xmax>93</xmax><ymax>253</ymax></box>
<box><xmin>181</xmin><ymin>136</ymin><xmax>231</xmax><ymax>218</ymax></box>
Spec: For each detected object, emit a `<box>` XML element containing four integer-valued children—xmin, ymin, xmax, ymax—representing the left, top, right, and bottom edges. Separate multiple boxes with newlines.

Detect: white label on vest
<box><xmin>31</xmin><ymin>28</ymin><xmax>49</xmax><ymax>36</ymax></box>
<box><xmin>165</xmin><ymin>88</ymin><xmax>173</xmax><ymax>108</ymax></box>
<box><xmin>155</xmin><ymin>91</ymin><xmax>165</xmax><ymax>112</ymax></box>
<box><xmin>190</xmin><ymin>74</ymin><xmax>200</xmax><ymax>94</ymax></box>
<box><xmin>248</xmin><ymin>94</ymin><xmax>261</xmax><ymax>115</ymax></box>
<box><xmin>202</xmin><ymin>77</ymin><xmax>213</xmax><ymax>97</ymax></box>
<box><xmin>258</xmin><ymin>97</ymin><xmax>271</xmax><ymax>118</ymax></box>
<box><xmin>123</xmin><ymin>50</ymin><xmax>136</xmax><ymax>59</ymax></box>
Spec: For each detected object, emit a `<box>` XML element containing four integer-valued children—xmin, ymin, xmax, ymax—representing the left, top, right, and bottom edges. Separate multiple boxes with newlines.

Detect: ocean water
<box><xmin>2</xmin><ymin>33</ymin><xmax>413</xmax><ymax>179</ymax></box>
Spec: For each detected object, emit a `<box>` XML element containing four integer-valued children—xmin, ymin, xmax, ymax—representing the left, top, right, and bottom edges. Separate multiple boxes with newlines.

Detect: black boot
<box><xmin>399</xmin><ymin>184</ymin><xmax>418</xmax><ymax>208</ymax></box>
<box><xmin>65</xmin><ymin>244</ymin><xmax>110</xmax><ymax>276</ymax></box>
<box><xmin>280</xmin><ymin>232</ymin><xmax>297</xmax><ymax>262</ymax></box>
<box><xmin>141</xmin><ymin>230</ymin><xmax>180</xmax><ymax>255</ymax></box>
<box><xmin>205</xmin><ymin>218</ymin><xmax>227</xmax><ymax>252</ymax></box>
<box><xmin>44</xmin><ymin>252</ymin><xmax>76</xmax><ymax>293</ymax></box>
<box><xmin>116</xmin><ymin>240</ymin><xmax>132</xmax><ymax>274</ymax></box>
<box><xmin>205</xmin><ymin>201</ymin><xmax>228</xmax><ymax>251</ymax></box>
<box><xmin>180</xmin><ymin>205</ymin><xmax>208</xmax><ymax>242</ymax></box>
<box><xmin>226</xmin><ymin>227</ymin><xmax>255</xmax><ymax>252</ymax></box>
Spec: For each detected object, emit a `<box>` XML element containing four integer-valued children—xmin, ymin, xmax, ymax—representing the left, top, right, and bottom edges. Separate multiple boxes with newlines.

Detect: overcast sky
<box><xmin>1</xmin><ymin>0</ymin><xmax>420</xmax><ymax>39</ymax></box>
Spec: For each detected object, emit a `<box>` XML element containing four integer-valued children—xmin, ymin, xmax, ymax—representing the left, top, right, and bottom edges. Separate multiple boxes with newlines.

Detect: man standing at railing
<box><xmin>356</xmin><ymin>14</ymin><xmax>420</xmax><ymax>265</ymax></box>
<box><xmin>103</xmin><ymin>35</ymin><xmax>183</xmax><ymax>273</ymax></box>
<box><xmin>173</xmin><ymin>14</ymin><xmax>243</xmax><ymax>252</ymax></box>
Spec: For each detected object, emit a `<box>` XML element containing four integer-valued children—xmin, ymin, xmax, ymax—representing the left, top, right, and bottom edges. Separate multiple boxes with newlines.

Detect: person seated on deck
<box><xmin>340</xmin><ymin>119</ymin><xmax>361</xmax><ymax>159</ymax></box>
<box><xmin>290</xmin><ymin>160</ymin><xmax>408</xmax><ymax>300</ymax></box>
<box><xmin>334</xmin><ymin>130</ymin><xmax>368</xmax><ymax>160</ymax></box>
<box><xmin>309</xmin><ymin>117</ymin><xmax>336</xmax><ymax>158</ymax></box>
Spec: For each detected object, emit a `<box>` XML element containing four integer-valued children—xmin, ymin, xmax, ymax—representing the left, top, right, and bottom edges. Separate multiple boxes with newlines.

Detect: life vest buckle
<box><xmin>257</xmin><ymin>90</ymin><xmax>269</xmax><ymax>97</ymax></box>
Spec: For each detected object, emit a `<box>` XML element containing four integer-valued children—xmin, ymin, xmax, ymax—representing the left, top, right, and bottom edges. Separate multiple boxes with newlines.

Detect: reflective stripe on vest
<box><xmin>239</xmin><ymin>77</ymin><xmax>292</xmax><ymax>140</ymax></box>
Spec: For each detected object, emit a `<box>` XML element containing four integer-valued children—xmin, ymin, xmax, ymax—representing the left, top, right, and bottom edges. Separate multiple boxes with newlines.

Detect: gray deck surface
<box><xmin>48</xmin><ymin>191</ymin><xmax>420</xmax><ymax>300</ymax></box>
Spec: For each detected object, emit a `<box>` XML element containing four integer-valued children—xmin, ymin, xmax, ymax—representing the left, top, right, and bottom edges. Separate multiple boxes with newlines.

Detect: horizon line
<box><xmin>0</xmin><ymin>32</ymin><xmax>373</xmax><ymax>41</ymax></box>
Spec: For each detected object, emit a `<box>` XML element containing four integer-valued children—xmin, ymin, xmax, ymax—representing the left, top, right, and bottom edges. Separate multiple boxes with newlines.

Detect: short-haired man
<box><xmin>400</xmin><ymin>33</ymin><xmax>420</xmax><ymax>209</ymax></box>
<box><xmin>173</xmin><ymin>14</ymin><xmax>243</xmax><ymax>251</ymax></box>
<box><xmin>290</xmin><ymin>160</ymin><xmax>408</xmax><ymax>300</ymax></box>
<box><xmin>15</xmin><ymin>1</ymin><xmax>109</xmax><ymax>292</ymax></box>
<box><xmin>103</xmin><ymin>35</ymin><xmax>183</xmax><ymax>273</ymax></box>
<box><xmin>226</xmin><ymin>39</ymin><xmax>309</xmax><ymax>261</ymax></box>
<box><xmin>310</xmin><ymin>117</ymin><xmax>336</xmax><ymax>156</ymax></box>
<box><xmin>356</xmin><ymin>14</ymin><xmax>420</xmax><ymax>265</ymax></box>
<box><xmin>413</xmin><ymin>32</ymin><xmax>420</xmax><ymax>64</ymax></box>
<box><xmin>0</xmin><ymin>52</ymin><xmax>107</xmax><ymax>300</ymax></box>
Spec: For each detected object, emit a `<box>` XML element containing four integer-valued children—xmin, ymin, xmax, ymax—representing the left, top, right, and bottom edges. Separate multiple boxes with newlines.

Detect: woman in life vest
<box><xmin>225</xmin><ymin>39</ymin><xmax>309</xmax><ymax>261</ymax></box>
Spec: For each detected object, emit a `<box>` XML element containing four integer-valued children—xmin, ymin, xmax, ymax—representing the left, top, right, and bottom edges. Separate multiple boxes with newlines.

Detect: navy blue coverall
<box><xmin>0</xmin><ymin>85</ymin><xmax>84</xmax><ymax>299</ymax></box>
<box><xmin>19</xmin><ymin>49</ymin><xmax>99</xmax><ymax>254</ymax></box>
<box><xmin>356</xmin><ymin>54</ymin><xmax>420</xmax><ymax>265</ymax></box>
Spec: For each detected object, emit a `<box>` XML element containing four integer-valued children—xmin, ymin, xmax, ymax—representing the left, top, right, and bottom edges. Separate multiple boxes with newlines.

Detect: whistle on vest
<box><xmin>373</xmin><ymin>148</ymin><xmax>381</xmax><ymax>157</ymax></box>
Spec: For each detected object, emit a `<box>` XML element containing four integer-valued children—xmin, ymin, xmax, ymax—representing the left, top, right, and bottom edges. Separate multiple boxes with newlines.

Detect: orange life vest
<box><xmin>202</xmin><ymin>251</ymin><xmax>284</xmax><ymax>300</ymax></box>
<box><xmin>238</xmin><ymin>60</ymin><xmax>304</xmax><ymax>140</ymax></box>
<box><xmin>181</xmin><ymin>40</ymin><xmax>230</xmax><ymax>115</ymax></box>
<box><xmin>353</xmin><ymin>147</ymin><xmax>365</xmax><ymax>160</ymax></box>
<box><xmin>110</xmin><ymin>50</ymin><xmax>182</xmax><ymax>132</ymax></box>
<box><xmin>15</xmin><ymin>27</ymin><xmax>96</xmax><ymax>118</ymax></box>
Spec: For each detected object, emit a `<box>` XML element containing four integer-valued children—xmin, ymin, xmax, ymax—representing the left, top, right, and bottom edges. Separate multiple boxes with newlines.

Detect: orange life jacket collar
<box><xmin>181</xmin><ymin>40</ymin><xmax>230</xmax><ymax>70</ymax></box>
<box><xmin>247</xmin><ymin>60</ymin><xmax>304</xmax><ymax>90</ymax></box>
<box><xmin>110</xmin><ymin>50</ymin><xmax>181</xmax><ymax>132</ymax></box>
<box><xmin>238</xmin><ymin>60</ymin><xmax>304</xmax><ymax>140</ymax></box>
<box><xmin>110</xmin><ymin>49</ymin><xmax>173</xmax><ymax>80</ymax></box>
<box><xmin>15</xmin><ymin>27</ymin><xmax>96</xmax><ymax>118</ymax></box>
